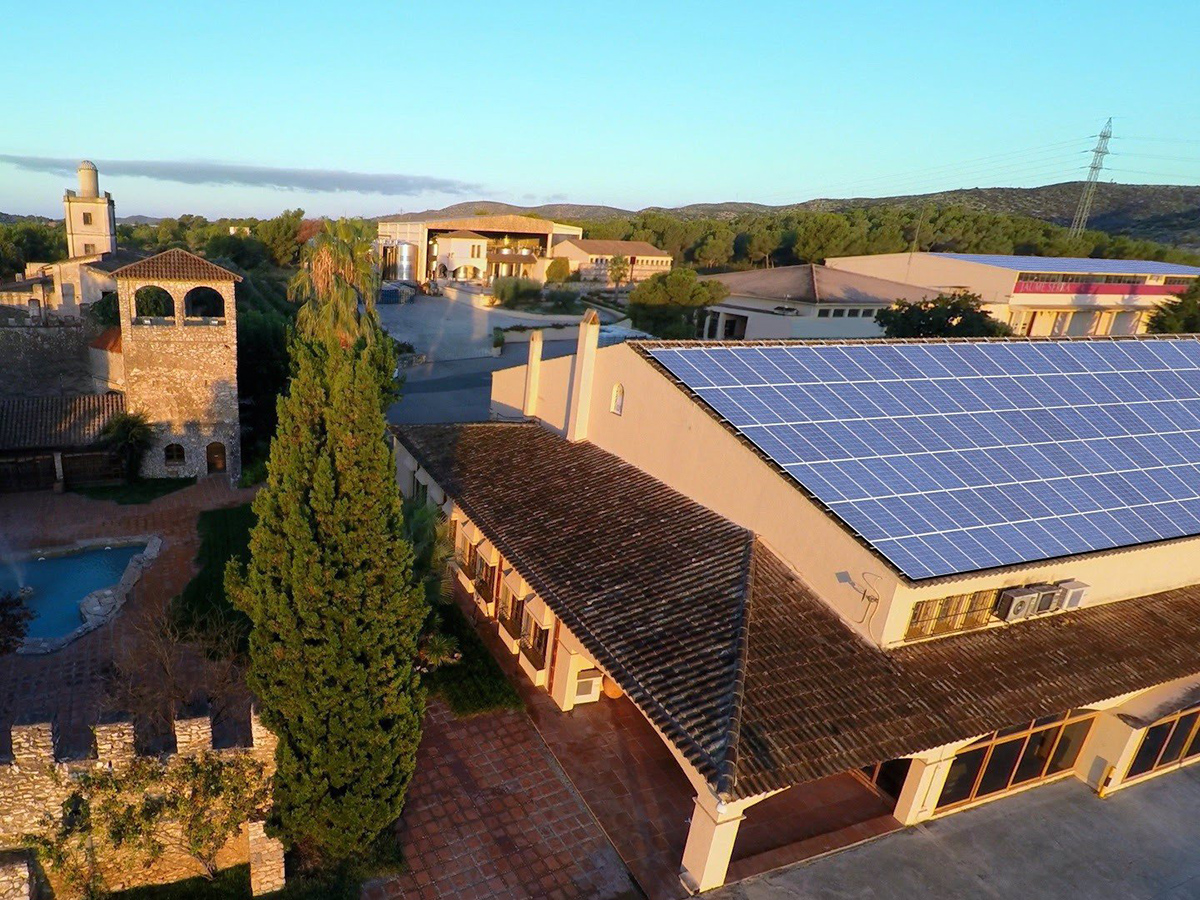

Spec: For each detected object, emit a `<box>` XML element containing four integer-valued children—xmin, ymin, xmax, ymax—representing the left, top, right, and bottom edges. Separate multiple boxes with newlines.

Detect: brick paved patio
<box><xmin>0</xmin><ymin>479</ymin><xmax>255</xmax><ymax>757</ymax></box>
<box><xmin>460</xmin><ymin>601</ymin><xmax>901</xmax><ymax>900</ymax></box>
<box><xmin>363</xmin><ymin>703</ymin><xmax>640</xmax><ymax>900</ymax></box>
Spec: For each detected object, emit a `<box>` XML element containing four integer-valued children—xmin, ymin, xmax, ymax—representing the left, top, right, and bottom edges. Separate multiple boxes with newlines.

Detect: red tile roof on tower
<box><xmin>109</xmin><ymin>248</ymin><xmax>242</xmax><ymax>283</ymax></box>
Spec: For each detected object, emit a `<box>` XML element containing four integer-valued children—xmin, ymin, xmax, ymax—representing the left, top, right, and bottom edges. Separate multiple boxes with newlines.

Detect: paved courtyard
<box><xmin>376</xmin><ymin>292</ymin><xmax>579</xmax><ymax>363</ymax></box>
<box><xmin>0</xmin><ymin>479</ymin><xmax>254</xmax><ymax>756</ymax></box>
<box><xmin>716</xmin><ymin>767</ymin><xmax>1200</xmax><ymax>900</ymax></box>
<box><xmin>363</xmin><ymin>703</ymin><xmax>639</xmax><ymax>900</ymax></box>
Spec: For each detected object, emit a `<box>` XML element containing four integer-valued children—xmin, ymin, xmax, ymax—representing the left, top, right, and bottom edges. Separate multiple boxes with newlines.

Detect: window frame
<box><xmin>164</xmin><ymin>443</ymin><xmax>185</xmax><ymax>466</ymax></box>
<box><xmin>1124</xmin><ymin>704</ymin><xmax>1200</xmax><ymax>784</ymax></box>
<box><xmin>936</xmin><ymin>709</ymin><xmax>1095</xmax><ymax>812</ymax></box>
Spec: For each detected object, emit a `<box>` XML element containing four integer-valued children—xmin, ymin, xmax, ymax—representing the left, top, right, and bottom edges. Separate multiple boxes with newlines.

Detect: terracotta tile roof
<box><xmin>393</xmin><ymin>422</ymin><xmax>1200</xmax><ymax>799</ymax></box>
<box><xmin>109</xmin><ymin>248</ymin><xmax>241</xmax><ymax>283</ymax></box>
<box><xmin>88</xmin><ymin>327</ymin><xmax>122</xmax><ymax>353</ymax></box>
<box><xmin>559</xmin><ymin>239</ymin><xmax>670</xmax><ymax>258</ymax></box>
<box><xmin>440</xmin><ymin>230</ymin><xmax>488</xmax><ymax>239</ymax></box>
<box><xmin>0</xmin><ymin>393</ymin><xmax>125</xmax><ymax>452</ymax></box>
<box><xmin>82</xmin><ymin>248</ymin><xmax>150</xmax><ymax>274</ymax></box>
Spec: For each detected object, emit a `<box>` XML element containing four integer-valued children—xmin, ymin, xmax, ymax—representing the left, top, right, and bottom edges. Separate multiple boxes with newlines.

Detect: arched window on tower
<box><xmin>164</xmin><ymin>443</ymin><xmax>185</xmax><ymax>467</ymax></box>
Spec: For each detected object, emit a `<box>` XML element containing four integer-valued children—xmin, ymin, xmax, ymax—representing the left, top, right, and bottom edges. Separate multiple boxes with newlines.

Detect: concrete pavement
<box><xmin>716</xmin><ymin>768</ymin><xmax>1200</xmax><ymax>899</ymax></box>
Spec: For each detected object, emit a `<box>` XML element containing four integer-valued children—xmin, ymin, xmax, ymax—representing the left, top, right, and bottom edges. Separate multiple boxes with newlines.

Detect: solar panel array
<box><xmin>646</xmin><ymin>339</ymin><xmax>1200</xmax><ymax>580</ymax></box>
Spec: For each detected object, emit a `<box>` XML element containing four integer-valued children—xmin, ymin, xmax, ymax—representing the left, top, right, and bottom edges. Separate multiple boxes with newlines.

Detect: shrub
<box><xmin>545</xmin><ymin>258</ymin><xmax>571</xmax><ymax>284</ymax></box>
<box><xmin>544</xmin><ymin>289</ymin><xmax>577</xmax><ymax>312</ymax></box>
<box><xmin>492</xmin><ymin>277</ymin><xmax>542</xmax><ymax>308</ymax></box>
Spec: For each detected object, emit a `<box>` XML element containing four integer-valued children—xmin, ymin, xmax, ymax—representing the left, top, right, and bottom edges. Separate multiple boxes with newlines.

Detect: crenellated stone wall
<box><xmin>0</xmin><ymin>706</ymin><xmax>282</xmax><ymax>896</ymax></box>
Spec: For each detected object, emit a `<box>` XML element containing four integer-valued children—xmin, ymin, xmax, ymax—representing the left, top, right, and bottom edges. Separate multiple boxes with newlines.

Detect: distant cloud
<box><xmin>0</xmin><ymin>154</ymin><xmax>480</xmax><ymax>197</ymax></box>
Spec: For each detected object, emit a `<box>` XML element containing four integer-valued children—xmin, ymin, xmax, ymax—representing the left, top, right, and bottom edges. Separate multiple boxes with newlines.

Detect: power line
<box><xmin>1069</xmin><ymin>118</ymin><xmax>1112</xmax><ymax>238</ymax></box>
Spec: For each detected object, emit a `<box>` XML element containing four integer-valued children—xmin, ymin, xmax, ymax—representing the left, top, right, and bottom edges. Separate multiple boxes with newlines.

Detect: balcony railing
<box><xmin>499</xmin><ymin>610</ymin><xmax>522</xmax><ymax>641</ymax></box>
<box><xmin>519</xmin><ymin>638</ymin><xmax>547</xmax><ymax>671</ymax></box>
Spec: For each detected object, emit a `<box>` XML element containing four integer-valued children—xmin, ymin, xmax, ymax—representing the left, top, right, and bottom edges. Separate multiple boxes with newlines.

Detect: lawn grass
<box><xmin>106</xmin><ymin>864</ymin><xmax>364</xmax><ymax>900</ymax></box>
<box><xmin>171</xmin><ymin>503</ymin><xmax>255</xmax><ymax>645</ymax></box>
<box><xmin>72</xmin><ymin>477</ymin><xmax>194</xmax><ymax>505</ymax></box>
<box><xmin>108</xmin><ymin>865</ymin><xmax>249</xmax><ymax>899</ymax></box>
<box><xmin>425</xmin><ymin>602</ymin><xmax>522</xmax><ymax>716</ymax></box>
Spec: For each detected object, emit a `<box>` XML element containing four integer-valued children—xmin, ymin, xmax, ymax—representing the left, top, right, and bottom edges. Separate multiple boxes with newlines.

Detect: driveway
<box><xmin>376</xmin><ymin>292</ymin><xmax>578</xmax><ymax>362</ymax></box>
<box><xmin>389</xmin><ymin>343</ymin><xmax>576</xmax><ymax>425</ymax></box>
<box><xmin>715</xmin><ymin>769</ymin><xmax>1200</xmax><ymax>899</ymax></box>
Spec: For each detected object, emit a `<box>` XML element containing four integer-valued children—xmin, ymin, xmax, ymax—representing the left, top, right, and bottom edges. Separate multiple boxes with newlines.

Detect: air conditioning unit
<box><xmin>575</xmin><ymin>668</ymin><xmax>603</xmax><ymax>704</ymax></box>
<box><xmin>1027</xmin><ymin>583</ymin><xmax>1065</xmax><ymax>616</ymax></box>
<box><xmin>1057</xmin><ymin>580</ymin><xmax>1090</xmax><ymax>610</ymax></box>
<box><xmin>998</xmin><ymin>587</ymin><xmax>1040</xmax><ymax>622</ymax></box>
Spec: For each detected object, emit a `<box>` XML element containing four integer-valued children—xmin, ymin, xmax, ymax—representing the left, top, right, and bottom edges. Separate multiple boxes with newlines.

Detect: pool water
<box><xmin>0</xmin><ymin>545</ymin><xmax>144</xmax><ymax>640</ymax></box>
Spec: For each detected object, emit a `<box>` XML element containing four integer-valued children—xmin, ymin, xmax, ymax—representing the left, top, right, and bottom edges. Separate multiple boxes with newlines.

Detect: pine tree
<box><xmin>227</xmin><ymin>327</ymin><xmax>426</xmax><ymax>865</ymax></box>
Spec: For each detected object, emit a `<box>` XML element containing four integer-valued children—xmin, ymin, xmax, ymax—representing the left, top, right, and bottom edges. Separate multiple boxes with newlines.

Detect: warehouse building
<box><xmin>393</xmin><ymin>324</ymin><xmax>1200</xmax><ymax>893</ymax></box>
<box><xmin>825</xmin><ymin>252</ymin><xmax>1200</xmax><ymax>336</ymax></box>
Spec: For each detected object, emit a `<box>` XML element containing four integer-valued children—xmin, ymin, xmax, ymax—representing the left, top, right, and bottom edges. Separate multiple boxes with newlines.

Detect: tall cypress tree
<box><xmin>227</xmin><ymin>323</ymin><xmax>426</xmax><ymax>864</ymax></box>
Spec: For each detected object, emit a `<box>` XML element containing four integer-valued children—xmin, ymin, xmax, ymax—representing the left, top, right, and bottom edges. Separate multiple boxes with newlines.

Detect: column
<box><xmin>715</xmin><ymin>312</ymin><xmax>728</xmax><ymax>341</ymax></box>
<box><xmin>679</xmin><ymin>794</ymin><xmax>743</xmax><ymax>894</ymax></box>
<box><xmin>892</xmin><ymin>754</ymin><xmax>955</xmax><ymax>826</ymax></box>
<box><xmin>53</xmin><ymin>451</ymin><xmax>64</xmax><ymax>484</ymax></box>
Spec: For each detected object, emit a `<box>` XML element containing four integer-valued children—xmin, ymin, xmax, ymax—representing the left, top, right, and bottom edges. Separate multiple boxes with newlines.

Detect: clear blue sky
<box><xmin>3</xmin><ymin>0</ymin><xmax>1198</xmax><ymax>219</ymax></box>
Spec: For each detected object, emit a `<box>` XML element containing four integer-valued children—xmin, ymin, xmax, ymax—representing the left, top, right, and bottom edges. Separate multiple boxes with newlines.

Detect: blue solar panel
<box><xmin>647</xmin><ymin>338</ymin><xmax>1200</xmax><ymax>580</ymax></box>
<box><xmin>931</xmin><ymin>254</ymin><xmax>1200</xmax><ymax>277</ymax></box>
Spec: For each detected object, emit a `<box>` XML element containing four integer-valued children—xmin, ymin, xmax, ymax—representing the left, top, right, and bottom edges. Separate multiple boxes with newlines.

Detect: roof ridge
<box><xmin>713</xmin><ymin>535</ymin><xmax>759</xmax><ymax>800</ymax></box>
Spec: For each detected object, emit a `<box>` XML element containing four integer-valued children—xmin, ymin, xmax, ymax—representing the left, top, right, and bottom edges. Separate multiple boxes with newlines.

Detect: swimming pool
<box><xmin>1</xmin><ymin>545</ymin><xmax>145</xmax><ymax>641</ymax></box>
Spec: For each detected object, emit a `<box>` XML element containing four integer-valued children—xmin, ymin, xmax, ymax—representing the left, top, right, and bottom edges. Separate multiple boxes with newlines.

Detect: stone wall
<box><xmin>116</xmin><ymin>275</ymin><xmax>241</xmax><ymax>483</ymax></box>
<box><xmin>0</xmin><ymin>322</ymin><xmax>95</xmax><ymax>399</ymax></box>
<box><xmin>0</xmin><ymin>853</ymin><xmax>30</xmax><ymax>900</ymax></box>
<box><xmin>0</xmin><ymin>706</ymin><xmax>282</xmax><ymax>896</ymax></box>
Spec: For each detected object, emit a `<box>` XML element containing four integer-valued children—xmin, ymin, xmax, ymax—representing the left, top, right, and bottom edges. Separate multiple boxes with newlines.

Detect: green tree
<box><xmin>102</xmin><ymin>411</ymin><xmax>153</xmax><ymax>480</ymax></box>
<box><xmin>746</xmin><ymin>226</ymin><xmax>780</xmax><ymax>268</ymax></box>
<box><xmin>256</xmin><ymin>209</ymin><xmax>306</xmax><ymax>267</ymax></box>
<box><xmin>627</xmin><ymin>268</ymin><xmax>730</xmax><ymax>338</ymax></box>
<box><xmin>608</xmin><ymin>254</ymin><xmax>630</xmax><ymax>299</ymax></box>
<box><xmin>226</xmin><ymin>322</ymin><xmax>426</xmax><ymax>866</ymax></box>
<box><xmin>695</xmin><ymin>228</ymin><xmax>734</xmax><ymax>268</ymax></box>
<box><xmin>1148</xmin><ymin>280</ymin><xmax>1200</xmax><ymax>333</ymax></box>
<box><xmin>0</xmin><ymin>591</ymin><xmax>33</xmax><ymax>655</ymax></box>
<box><xmin>544</xmin><ymin>257</ymin><xmax>570</xmax><ymax>284</ymax></box>
<box><xmin>876</xmin><ymin>292</ymin><xmax>1013</xmax><ymax>338</ymax></box>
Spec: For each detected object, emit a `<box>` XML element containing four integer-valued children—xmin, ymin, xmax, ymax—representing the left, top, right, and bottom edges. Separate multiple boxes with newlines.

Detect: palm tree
<box><xmin>102</xmin><ymin>411</ymin><xmax>153</xmax><ymax>481</ymax></box>
<box><xmin>289</xmin><ymin>218</ymin><xmax>381</xmax><ymax>345</ymax></box>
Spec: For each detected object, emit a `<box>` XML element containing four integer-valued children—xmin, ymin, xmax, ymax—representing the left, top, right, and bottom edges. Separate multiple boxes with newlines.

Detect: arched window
<box><xmin>184</xmin><ymin>286</ymin><xmax>225</xmax><ymax>318</ymax></box>
<box><xmin>164</xmin><ymin>443</ymin><xmax>185</xmax><ymax>466</ymax></box>
<box><xmin>610</xmin><ymin>383</ymin><xmax>625</xmax><ymax>416</ymax></box>
<box><xmin>134</xmin><ymin>285</ymin><xmax>174</xmax><ymax>319</ymax></box>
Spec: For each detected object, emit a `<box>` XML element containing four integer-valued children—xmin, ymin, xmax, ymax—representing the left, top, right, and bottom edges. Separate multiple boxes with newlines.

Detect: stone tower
<box><xmin>63</xmin><ymin>160</ymin><xmax>117</xmax><ymax>259</ymax></box>
<box><xmin>110</xmin><ymin>249</ymin><xmax>241</xmax><ymax>483</ymax></box>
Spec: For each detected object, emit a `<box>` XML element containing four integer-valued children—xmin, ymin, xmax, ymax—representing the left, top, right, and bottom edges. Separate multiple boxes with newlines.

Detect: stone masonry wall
<box><xmin>0</xmin><ymin>707</ymin><xmax>281</xmax><ymax>896</ymax></box>
<box><xmin>116</xmin><ymin>276</ymin><xmax>241</xmax><ymax>484</ymax></box>
<box><xmin>0</xmin><ymin>322</ymin><xmax>95</xmax><ymax>399</ymax></box>
<box><xmin>0</xmin><ymin>852</ymin><xmax>30</xmax><ymax>900</ymax></box>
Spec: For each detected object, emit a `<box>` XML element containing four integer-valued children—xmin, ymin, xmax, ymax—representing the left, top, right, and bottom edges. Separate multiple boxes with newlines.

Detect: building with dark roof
<box><xmin>0</xmin><ymin>394</ymin><xmax>125</xmax><ymax>491</ymax></box>
<box><xmin>389</xmin><ymin>320</ymin><xmax>1200</xmax><ymax>892</ymax></box>
<box><xmin>376</xmin><ymin>214</ymin><xmax>584</xmax><ymax>283</ymax></box>
<box><xmin>550</xmin><ymin>238</ymin><xmax>673</xmax><ymax>286</ymax></box>
<box><xmin>699</xmin><ymin>264</ymin><xmax>936</xmax><ymax>340</ymax></box>
<box><xmin>0</xmin><ymin>164</ymin><xmax>149</xmax><ymax>321</ymax></box>
<box><xmin>826</xmin><ymin>251</ymin><xmax>1200</xmax><ymax>337</ymax></box>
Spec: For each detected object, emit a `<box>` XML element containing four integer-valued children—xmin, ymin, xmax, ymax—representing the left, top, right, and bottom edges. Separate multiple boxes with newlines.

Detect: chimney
<box><xmin>566</xmin><ymin>309</ymin><xmax>601</xmax><ymax>442</ymax></box>
<box><xmin>523</xmin><ymin>329</ymin><xmax>543</xmax><ymax>418</ymax></box>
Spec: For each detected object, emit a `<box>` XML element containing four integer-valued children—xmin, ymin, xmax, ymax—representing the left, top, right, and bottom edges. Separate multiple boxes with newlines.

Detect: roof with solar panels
<box><xmin>634</xmin><ymin>336</ymin><xmax>1200</xmax><ymax>581</ymax></box>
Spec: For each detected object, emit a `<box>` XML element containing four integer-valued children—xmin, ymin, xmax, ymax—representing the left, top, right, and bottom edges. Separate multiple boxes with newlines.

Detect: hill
<box><xmin>380</xmin><ymin>182</ymin><xmax>1200</xmax><ymax>249</ymax></box>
